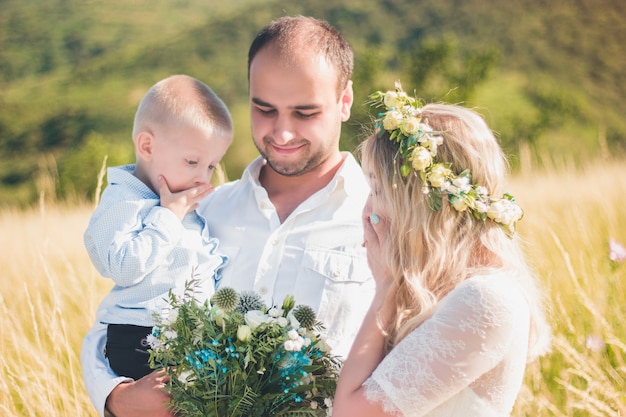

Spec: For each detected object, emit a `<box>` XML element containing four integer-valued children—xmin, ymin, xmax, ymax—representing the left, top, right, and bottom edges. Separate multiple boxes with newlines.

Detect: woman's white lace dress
<box><xmin>363</xmin><ymin>273</ymin><xmax>531</xmax><ymax>417</ymax></box>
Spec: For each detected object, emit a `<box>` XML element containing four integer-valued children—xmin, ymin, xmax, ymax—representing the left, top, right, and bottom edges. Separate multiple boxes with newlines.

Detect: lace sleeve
<box><xmin>363</xmin><ymin>274</ymin><xmax>530</xmax><ymax>417</ymax></box>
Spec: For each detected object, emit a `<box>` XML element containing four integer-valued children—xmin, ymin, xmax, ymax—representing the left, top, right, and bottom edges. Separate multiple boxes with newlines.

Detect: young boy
<box><xmin>84</xmin><ymin>74</ymin><xmax>233</xmax><ymax>380</ymax></box>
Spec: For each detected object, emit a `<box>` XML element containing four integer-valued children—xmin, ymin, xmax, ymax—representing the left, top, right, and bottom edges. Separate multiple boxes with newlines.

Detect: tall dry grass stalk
<box><xmin>0</xmin><ymin>158</ymin><xmax>624</xmax><ymax>416</ymax></box>
<box><xmin>0</xmin><ymin>204</ymin><xmax>109</xmax><ymax>416</ymax></box>
<box><xmin>511</xmin><ymin>158</ymin><xmax>626</xmax><ymax>416</ymax></box>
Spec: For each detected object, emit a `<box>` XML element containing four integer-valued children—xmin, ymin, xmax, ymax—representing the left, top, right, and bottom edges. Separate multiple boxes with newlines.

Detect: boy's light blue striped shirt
<box><xmin>84</xmin><ymin>164</ymin><xmax>225</xmax><ymax>326</ymax></box>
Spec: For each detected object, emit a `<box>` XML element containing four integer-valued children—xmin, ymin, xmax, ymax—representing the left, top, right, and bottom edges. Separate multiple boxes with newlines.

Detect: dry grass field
<box><xmin>1</xmin><ymin>158</ymin><xmax>625</xmax><ymax>416</ymax></box>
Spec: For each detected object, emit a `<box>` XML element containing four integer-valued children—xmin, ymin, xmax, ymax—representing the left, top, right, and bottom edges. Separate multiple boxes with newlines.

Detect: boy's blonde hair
<box><xmin>132</xmin><ymin>74</ymin><xmax>232</xmax><ymax>141</ymax></box>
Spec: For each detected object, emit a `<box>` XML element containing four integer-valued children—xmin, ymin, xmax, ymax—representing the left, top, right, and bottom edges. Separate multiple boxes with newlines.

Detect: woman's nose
<box><xmin>362</xmin><ymin>196</ymin><xmax>373</xmax><ymax>221</ymax></box>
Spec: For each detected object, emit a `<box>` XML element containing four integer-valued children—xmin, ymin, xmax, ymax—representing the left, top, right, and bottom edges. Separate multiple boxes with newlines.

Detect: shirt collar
<box><xmin>107</xmin><ymin>164</ymin><xmax>158</xmax><ymax>199</ymax></box>
<box><xmin>331</xmin><ymin>152</ymin><xmax>368</xmax><ymax>197</ymax></box>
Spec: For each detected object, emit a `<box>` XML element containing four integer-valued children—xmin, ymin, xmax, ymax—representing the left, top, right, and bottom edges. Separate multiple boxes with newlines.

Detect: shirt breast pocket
<box><xmin>299</xmin><ymin>247</ymin><xmax>374</xmax><ymax>357</ymax></box>
<box><xmin>301</xmin><ymin>247</ymin><xmax>371</xmax><ymax>284</ymax></box>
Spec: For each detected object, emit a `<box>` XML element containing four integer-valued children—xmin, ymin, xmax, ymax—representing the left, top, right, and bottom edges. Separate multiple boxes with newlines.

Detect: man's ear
<box><xmin>340</xmin><ymin>80</ymin><xmax>354</xmax><ymax>122</ymax></box>
<box><xmin>135</xmin><ymin>131</ymin><xmax>154</xmax><ymax>161</ymax></box>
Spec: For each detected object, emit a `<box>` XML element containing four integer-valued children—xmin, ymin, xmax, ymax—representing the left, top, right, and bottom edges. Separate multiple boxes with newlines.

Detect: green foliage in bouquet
<box><xmin>148</xmin><ymin>283</ymin><xmax>341</xmax><ymax>417</ymax></box>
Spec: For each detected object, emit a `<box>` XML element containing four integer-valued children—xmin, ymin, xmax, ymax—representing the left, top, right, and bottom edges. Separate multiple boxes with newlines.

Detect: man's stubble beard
<box><xmin>256</xmin><ymin>139</ymin><xmax>327</xmax><ymax>177</ymax></box>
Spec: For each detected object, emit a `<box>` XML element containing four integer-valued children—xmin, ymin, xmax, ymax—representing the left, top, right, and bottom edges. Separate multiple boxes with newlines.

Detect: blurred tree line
<box><xmin>1</xmin><ymin>0</ymin><xmax>625</xmax><ymax>207</ymax></box>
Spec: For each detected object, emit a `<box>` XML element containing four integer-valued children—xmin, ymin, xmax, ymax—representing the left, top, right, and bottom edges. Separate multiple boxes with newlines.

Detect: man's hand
<box><xmin>106</xmin><ymin>370</ymin><xmax>174</xmax><ymax>417</ymax></box>
<box><xmin>158</xmin><ymin>176</ymin><xmax>214</xmax><ymax>221</ymax></box>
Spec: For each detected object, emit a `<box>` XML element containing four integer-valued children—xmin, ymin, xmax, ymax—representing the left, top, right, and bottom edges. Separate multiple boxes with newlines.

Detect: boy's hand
<box><xmin>158</xmin><ymin>176</ymin><xmax>214</xmax><ymax>221</ymax></box>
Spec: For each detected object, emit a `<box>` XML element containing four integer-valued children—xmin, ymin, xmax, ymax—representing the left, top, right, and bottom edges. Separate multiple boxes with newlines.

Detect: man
<box><xmin>81</xmin><ymin>16</ymin><xmax>374</xmax><ymax>417</ymax></box>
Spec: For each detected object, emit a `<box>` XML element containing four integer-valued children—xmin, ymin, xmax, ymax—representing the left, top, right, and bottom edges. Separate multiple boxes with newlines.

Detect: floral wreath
<box><xmin>368</xmin><ymin>81</ymin><xmax>523</xmax><ymax>237</ymax></box>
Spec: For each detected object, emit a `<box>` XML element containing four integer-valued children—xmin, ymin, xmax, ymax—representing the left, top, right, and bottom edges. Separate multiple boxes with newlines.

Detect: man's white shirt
<box><xmin>202</xmin><ymin>153</ymin><xmax>374</xmax><ymax>356</ymax></box>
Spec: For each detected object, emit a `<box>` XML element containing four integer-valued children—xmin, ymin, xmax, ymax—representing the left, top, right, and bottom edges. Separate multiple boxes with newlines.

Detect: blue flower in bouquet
<box><xmin>147</xmin><ymin>283</ymin><xmax>340</xmax><ymax>417</ymax></box>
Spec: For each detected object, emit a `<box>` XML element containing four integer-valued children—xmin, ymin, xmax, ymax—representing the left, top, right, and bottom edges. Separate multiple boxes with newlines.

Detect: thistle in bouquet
<box><xmin>148</xmin><ymin>282</ymin><xmax>341</xmax><ymax>417</ymax></box>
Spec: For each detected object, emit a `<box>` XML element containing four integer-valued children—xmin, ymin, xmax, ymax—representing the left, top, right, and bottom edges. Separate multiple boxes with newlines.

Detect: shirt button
<box><xmin>259</xmin><ymin>287</ymin><xmax>268</xmax><ymax>295</ymax></box>
<box><xmin>271</xmin><ymin>239</ymin><xmax>278</xmax><ymax>246</ymax></box>
<box><xmin>333</xmin><ymin>270</ymin><xmax>342</xmax><ymax>278</ymax></box>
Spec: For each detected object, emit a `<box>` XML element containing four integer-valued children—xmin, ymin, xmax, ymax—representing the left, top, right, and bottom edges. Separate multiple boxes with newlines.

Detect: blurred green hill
<box><xmin>1</xmin><ymin>0</ymin><xmax>625</xmax><ymax>206</ymax></box>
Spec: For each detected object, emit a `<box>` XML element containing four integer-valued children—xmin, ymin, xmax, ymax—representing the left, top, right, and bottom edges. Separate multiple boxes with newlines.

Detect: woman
<box><xmin>332</xmin><ymin>84</ymin><xmax>551</xmax><ymax>417</ymax></box>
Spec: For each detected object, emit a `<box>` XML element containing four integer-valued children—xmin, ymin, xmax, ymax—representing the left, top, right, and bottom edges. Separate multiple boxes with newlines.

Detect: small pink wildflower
<box><xmin>585</xmin><ymin>334</ymin><xmax>605</xmax><ymax>352</ymax></box>
<box><xmin>609</xmin><ymin>238</ymin><xmax>626</xmax><ymax>263</ymax></box>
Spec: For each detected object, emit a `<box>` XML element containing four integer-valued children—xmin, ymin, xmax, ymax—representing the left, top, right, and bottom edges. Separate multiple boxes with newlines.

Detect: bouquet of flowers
<box><xmin>147</xmin><ymin>283</ymin><xmax>341</xmax><ymax>417</ymax></box>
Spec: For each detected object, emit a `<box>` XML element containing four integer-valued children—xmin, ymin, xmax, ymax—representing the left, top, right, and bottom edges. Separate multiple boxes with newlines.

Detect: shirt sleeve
<box><xmin>84</xmin><ymin>199</ymin><xmax>183</xmax><ymax>287</ymax></box>
<box><xmin>363</xmin><ymin>276</ymin><xmax>528</xmax><ymax>417</ymax></box>
<box><xmin>81</xmin><ymin>302</ymin><xmax>132</xmax><ymax>417</ymax></box>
